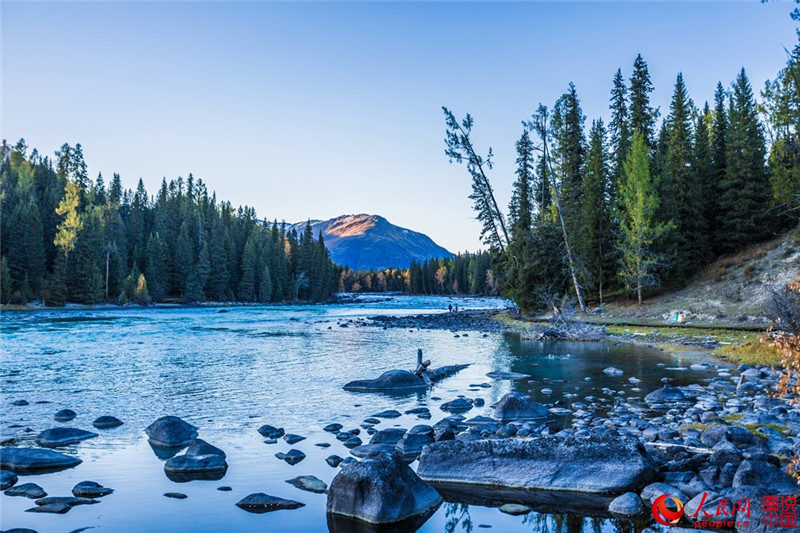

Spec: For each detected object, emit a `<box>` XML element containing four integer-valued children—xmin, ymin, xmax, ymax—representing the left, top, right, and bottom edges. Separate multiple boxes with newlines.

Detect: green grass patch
<box><xmin>713</xmin><ymin>340</ymin><xmax>782</xmax><ymax>367</ymax></box>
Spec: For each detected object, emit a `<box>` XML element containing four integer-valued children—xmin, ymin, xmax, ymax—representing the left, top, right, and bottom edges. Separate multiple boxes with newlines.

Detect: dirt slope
<box><xmin>603</xmin><ymin>231</ymin><xmax>800</xmax><ymax>327</ymax></box>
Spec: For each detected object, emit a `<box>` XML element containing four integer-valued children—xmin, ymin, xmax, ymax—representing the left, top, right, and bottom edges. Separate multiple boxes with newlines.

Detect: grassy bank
<box><xmin>493</xmin><ymin>311</ymin><xmax>782</xmax><ymax>367</ymax></box>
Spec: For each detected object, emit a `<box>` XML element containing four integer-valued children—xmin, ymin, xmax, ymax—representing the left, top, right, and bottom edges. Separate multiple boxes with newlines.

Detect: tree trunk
<box><xmin>637</xmin><ymin>280</ymin><xmax>643</xmax><ymax>305</ymax></box>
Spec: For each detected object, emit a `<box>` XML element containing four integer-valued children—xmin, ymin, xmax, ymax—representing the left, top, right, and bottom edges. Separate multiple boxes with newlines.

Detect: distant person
<box><xmin>454</xmin><ymin>304</ymin><xmax>459</xmax><ymax>313</ymax></box>
<box><xmin>448</xmin><ymin>304</ymin><xmax>453</xmax><ymax>313</ymax></box>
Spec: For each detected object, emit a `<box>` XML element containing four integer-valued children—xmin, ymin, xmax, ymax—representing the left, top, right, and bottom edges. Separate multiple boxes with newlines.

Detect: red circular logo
<box><xmin>652</xmin><ymin>494</ymin><xmax>685</xmax><ymax>526</ymax></box>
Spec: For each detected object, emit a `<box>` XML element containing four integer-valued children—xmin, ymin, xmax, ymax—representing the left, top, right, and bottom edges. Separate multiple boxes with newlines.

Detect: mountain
<box><xmin>289</xmin><ymin>214</ymin><xmax>454</xmax><ymax>270</ymax></box>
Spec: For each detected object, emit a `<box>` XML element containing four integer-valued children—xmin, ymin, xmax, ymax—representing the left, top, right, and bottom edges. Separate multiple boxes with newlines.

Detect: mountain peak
<box><xmin>290</xmin><ymin>214</ymin><xmax>452</xmax><ymax>270</ymax></box>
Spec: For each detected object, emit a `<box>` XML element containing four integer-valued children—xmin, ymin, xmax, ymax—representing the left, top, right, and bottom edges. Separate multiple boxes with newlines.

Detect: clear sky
<box><xmin>1</xmin><ymin>1</ymin><xmax>796</xmax><ymax>252</ymax></box>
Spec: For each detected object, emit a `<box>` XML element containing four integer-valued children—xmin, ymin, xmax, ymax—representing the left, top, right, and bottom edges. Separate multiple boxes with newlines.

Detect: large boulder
<box><xmin>645</xmin><ymin>385</ymin><xmax>687</xmax><ymax>405</ymax></box>
<box><xmin>35</xmin><ymin>427</ymin><xmax>98</xmax><ymax>447</ymax></box>
<box><xmin>0</xmin><ymin>447</ymin><xmax>82</xmax><ymax>474</ymax></box>
<box><xmin>145</xmin><ymin>416</ymin><xmax>197</xmax><ymax>448</ymax></box>
<box><xmin>396</xmin><ymin>425</ymin><xmax>435</xmax><ymax>459</ymax></box>
<box><xmin>344</xmin><ymin>370</ymin><xmax>426</xmax><ymax>392</ymax></box>
<box><xmin>163</xmin><ymin>438</ymin><xmax>227</xmax><ymax>481</ymax></box>
<box><xmin>732</xmin><ymin>460</ymin><xmax>798</xmax><ymax>493</ymax></box>
<box><xmin>493</xmin><ymin>392</ymin><xmax>548</xmax><ymax>421</ymax></box>
<box><xmin>236</xmin><ymin>493</ymin><xmax>305</xmax><ymax>513</ymax></box>
<box><xmin>369</xmin><ymin>428</ymin><xmax>407</xmax><ymax>446</ymax></box>
<box><xmin>326</xmin><ymin>450</ymin><xmax>442</xmax><ymax>525</ymax></box>
<box><xmin>417</xmin><ymin>434</ymin><xmax>657</xmax><ymax>494</ymax></box>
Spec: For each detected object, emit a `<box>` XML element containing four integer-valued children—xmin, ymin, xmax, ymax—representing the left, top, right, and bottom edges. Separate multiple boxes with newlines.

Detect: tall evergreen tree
<box><xmin>710</xmin><ymin>82</ymin><xmax>729</xmax><ymax>253</ymax></box>
<box><xmin>583</xmin><ymin>119</ymin><xmax>613</xmax><ymax>303</ymax></box>
<box><xmin>661</xmin><ymin>73</ymin><xmax>704</xmax><ymax>278</ymax></box>
<box><xmin>609</xmin><ymin>68</ymin><xmax>631</xmax><ymax>197</ymax></box>
<box><xmin>629</xmin><ymin>54</ymin><xmax>657</xmax><ymax>147</ymax></box>
<box><xmin>719</xmin><ymin>69</ymin><xmax>771</xmax><ymax>250</ymax></box>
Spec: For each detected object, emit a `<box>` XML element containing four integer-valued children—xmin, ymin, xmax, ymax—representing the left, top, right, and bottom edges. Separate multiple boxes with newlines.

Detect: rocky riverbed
<box><xmin>1</xmin><ymin>298</ymin><xmax>797</xmax><ymax>532</ymax></box>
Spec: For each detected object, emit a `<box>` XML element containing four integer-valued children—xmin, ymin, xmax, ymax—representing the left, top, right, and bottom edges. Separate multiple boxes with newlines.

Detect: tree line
<box><xmin>338</xmin><ymin>251</ymin><xmax>500</xmax><ymax>296</ymax></box>
<box><xmin>0</xmin><ymin>142</ymin><xmax>337</xmax><ymax>305</ymax></box>
<box><xmin>445</xmin><ymin>39</ymin><xmax>799</xmax><ymax>312</ymax></box>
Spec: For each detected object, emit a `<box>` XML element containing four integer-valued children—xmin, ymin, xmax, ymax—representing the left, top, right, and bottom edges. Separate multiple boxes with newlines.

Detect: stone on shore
<box><xmin>145</xmin><ymin>416</ymin><xmax>198</xmax><ymax>448</ymax></box>
<box><xmin>4</xmin><ymin>483</ymin><xmax>47</xmax><ymax>499</ymax></box>
<box><xmin>92</xmin><ymin>416</ymin><xmax>123</xmax><ymax>429</ymax></box>
<box><xmin>286</xmin><ymin>475</ymin><xmax>328</xmax><ymax>493</ymax></box>
<box><xmin>236</xmin><ymin>493</ymin><xmax>305</xmax><ymax>513</ymax></box>
<box><xmin>35</xmin><ymin>427</ymin><xmax>98</xmax><ymax>447</ymax></box>
<box><xmin>0</xmin><ymin>447</ymin><xmax>82</xmax><ymax>474</ymax></box>
<box><xmin>608</xmin><ymin>492</ymin><xmax>644</xmax><ymax>516</ymax></box>
<box><xmin>417</xmin><ymin>434</ymin><xmax>657</xmax><ymax>494</ymax></box>
<box><xmin>1</xmin><ymin>469</ymin><xmax>18</xmax><ymax>490</ymax></box>
<box><xmin>326</xmin><ymin>450</ymin><xmax>442</xmax><ymax>524</ymax></box>
<box><xmin>493</xmin><ymin>392</ymin><xmax>548</xmax><ymax>421</ymax></box>
<box><xmin>72</xmin><ymin>481</ymin><xmax>113</xmax><ymax>498</ymax></box>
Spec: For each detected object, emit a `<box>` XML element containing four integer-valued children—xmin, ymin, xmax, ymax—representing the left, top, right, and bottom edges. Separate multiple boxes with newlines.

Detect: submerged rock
<box><xmin>286</xmin><ymin>475</ymin><xmax>328</xmax><ymax>493</ymax></box>
<box><xmin>35</xmin><ymin>427</ymin><xmax>98</xmax><ymax>447</ymax></box>
<box><xmin>26</xmin><ymin>502</ymin><xmax>70</xmax><ymax>513</ymax></box>
<box><xmin>145</xmin><ymin>416</ymin><xmax>198</xmax><ymax>448</ymax></box>
<box><xmin>1</xmin><ymin>469</ymin><xmax>18</xmax><ymax>490</ymax></box>
<box><xmin>486</xmin><ymin>371</ymin><xmax>530</xmax><ymax>380</ymax></box>
<box><xmin>34</xmin><ymin>496</ymin><xmax>98</xmax><ymax>507</ymax></box>
<box><xmin>236</xmin><ymin>493</ymin><xmax>305</xmax><ymax>513</ymax></box>
<box><xmin>92</xmin><ymin>415</ymin><xmax>123</xmax><ymax>429</ymax></box>
<box><xmin>5</xmin><ymin>482</ymin><xmax>47</xmax><ymax>499</ymax></box>
<box><xmin>493</xmin><ymin>392</ymin><xmax>548</xmax><ymax>421</ymax></box>
<box><xmin>326</xmin><ymin>450</ymin><xmax>442</xmax><ymax>525</ymax></box>
<box><xmin>417</xmin><ymin>434</ymin><xmax>657</xmax><ymax>494</ymax></box>
<box><xmin>72</xmin><ymin>481</ymin><xmax>113</xmax><ymax>498</ymax></box>
<box><xmin>0</xmin><ymin>447</ymin><xmax>82</xmax><ymax>474</ymax></box>
<box><xmin>164</xmin><ymin>492</ymin><xmax>187</xmax><ymax>499</ymax></box>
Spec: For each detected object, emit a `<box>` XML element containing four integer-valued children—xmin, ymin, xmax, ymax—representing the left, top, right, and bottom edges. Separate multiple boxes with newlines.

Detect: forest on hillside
<box><xmin>0</xmin><ymin>144</ymin><xmax>337</xmax><ymax>305</ymax></box>
<box><xmin>444</xmin><ymin>15</ymin><xmax>800</xmax><ymax>313</ymax></box>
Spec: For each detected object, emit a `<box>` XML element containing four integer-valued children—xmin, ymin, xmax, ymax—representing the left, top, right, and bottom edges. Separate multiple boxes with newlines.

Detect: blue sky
<box><xmin>1</xmin><ymin>1</ymin><xmax>796</xmax><ymax>252</ymax></box>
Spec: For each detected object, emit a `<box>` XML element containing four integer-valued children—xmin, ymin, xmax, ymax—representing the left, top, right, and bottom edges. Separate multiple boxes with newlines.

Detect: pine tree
<box><xmin>67</xmin><ymin>208</ymin><xmax>105</xmax><ymax>303</ymax></box>
<box><xmin>174</xmin><ymin>221</ymin><xmax>194</xmax><ymax>295</ymax></box>
<box><xmin>719</xmin><ymin>69</ymin><xmax>771</xmax><ymax>250</ymax></box>
<box><xmin>694</xmin><ymin>102</ymin><xmax>713</xmax><ymax>262</ymax></box>
<box><xmin>508</xmin><ymin>130</ymin><xmax>535</xmax><ymax>238</ymax></box>
<box><xmin>583</xmin><ymin>119</ymin><xmax>613</xmax><ymax>303</ymax></box>
<box><xmin>710</xmin><ymin>82</ymin><xmax>729</xmax><ymax>253</ymax></box>
<box><xmin>617</xmin><ymin>131</ymin><xmax>671</xmax><ymax>304</ymax></box>
<box><xmin>629</xmin><ymin>54</ymin><xmax>657</xmax><ymax>147</ymax></box>
<box><xmin>145</xmin><ymin>232</ymin><xmax>168</xmax><ymax>301</ymax></box>
<box><xmin>184</xmin><ymin>240</ymin><xmax>209</xmax><ymax>302</ymax></box>
<box><xmin>6</xmin><ymin>198</ymin><xmax>46</xmax><ymax>300</ymax></box>
<box><xmin>609</xmin><ymin>68</ymin><xmax>630</xmax><ymax>198</ymax></box>
<box><xmin>661</xmin><ymin>73</ymin><xmax>704</xmax><ymax>278</ymax></box>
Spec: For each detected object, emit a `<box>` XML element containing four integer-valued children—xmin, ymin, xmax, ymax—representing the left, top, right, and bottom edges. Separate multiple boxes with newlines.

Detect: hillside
<box><xmin>602</xmin><ymin>231</ymin><xmax>800</xmax><ymax>326</ymax></box>
<box><xmin>290</xmin><ymin>214</ymin><xmax>454</xmax><ymax>270</ymax></box>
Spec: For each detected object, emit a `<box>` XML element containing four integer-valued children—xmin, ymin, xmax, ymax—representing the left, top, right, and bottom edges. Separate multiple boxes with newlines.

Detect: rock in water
<box><xmin>164</xmin><ymin>438</ymin><xmax>228</xmax><ymax>481</ymax></box>
<box><xmin>417</xmin><ymin>434</ymin><xmax>657</xmax><ymax>494</ymax></box>
<box><xmin>344</xmin><ymin>370</ymin><xmax>427</xmax><ymax>392</ymax></box>
<box><xmin>236</xmin><ymin>493</ymin><xmax>305</xmax><ymax>513</ymax></box>
<box><xmin>326</xmin><ymin>450</ymin><xmax>442</xmax><ymax>525</ymax></box>
<box><xmin>493</xmin><ymin>392</ymin><xmax>548</xmax><ymax>421</ymax></box>
<box><xmin>603</xmin><ymin>367</ymin><xmax>624</xmax><ymax>376</ymax></box>
<box><xmin>499</xmin><ymin>503</ymin><xmax>530</xmax><ymax>515</ymax></box>
<box><xmin>440</xmin><ymin>399</ymin><xmax>473</xmax><ymax>413</ymax></box>
<box><xmin>93</xmin><ymin>415</ymin><xmax>123</xmax><ymax>429</ymax></box>
<box><xmin>0</xmin><ymin>447</ymin><xmax>82</xmax><ymax>474</ymax></box>
<box><xmin>35</xmin><ymin>427</ymin><xmax>98</xmax><ymax>447</ymax></box>
<box><xmin>54</xmin><ymin>409</ymin><xmax>77</xmax><ymax>422</ymax></box>
<box><xmin>608</xmin><ymin>492</ymin><xmax>645</xmax><ymax>516</ymax></box>
<box><xmin>1</xmin><ymin>469</ymin><xmax>18</xmax><ymax>490</ymax></box>
<box><xmin>395</xmin><ymin>425</ymin><xmax>434</xmax><ymax>459</ymax></box>
<box><xmin>283</xmin><ymin>449</ymin><xmax>306</xmax><ymax>465</ymax></box>
<box><xmin>4</xmin><ymin>482</ymin><xmax>47</xmax><ymax>499</ymax></box>
<box><xmin>145</xmin><ymin>416</ymin><xmax>198</xmax><ymax>448</ymax></box>
<box><xmin>286</xmin><ymin>475</ymin><xmax>328</xmax><ymax>493</ymax></box>
<box><xmin>257</xmin><ymin>424</ymin><xmax>284</xmax><ymax>439</ymax></box>
<box><xmin>72</xmin><ymin>481</ymin><xmax>113</xmax><ymax>498</ymax></box>
<box><xmin>369</xmin><ymin>428</ymin><xmax>407</xmax><ymax>445</ymax></box>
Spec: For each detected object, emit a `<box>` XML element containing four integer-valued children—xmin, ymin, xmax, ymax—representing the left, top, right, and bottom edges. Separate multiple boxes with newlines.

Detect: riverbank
<box><xmin>367</xmin><ymin>308</ymin><xmax>783</xmax><ymax>367</ymax></box>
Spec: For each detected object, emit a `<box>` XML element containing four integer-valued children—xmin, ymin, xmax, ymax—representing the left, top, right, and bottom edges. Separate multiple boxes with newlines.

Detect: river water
<box><xmin>0</xmin><ymin>295</ymin><xmax>724</xmax><ymax>532</ymax></box>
